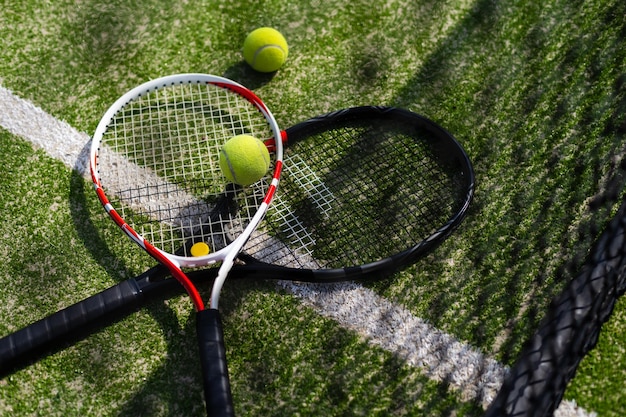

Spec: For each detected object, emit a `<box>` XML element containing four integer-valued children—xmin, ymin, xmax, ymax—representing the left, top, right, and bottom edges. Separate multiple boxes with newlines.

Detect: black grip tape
<box><xmin>0</xmin><ymin>279</ymin><xmax>143</xmax><ymax>376</ymax></box>
<box><xmin>196</xmin><ymin>309</ymin><xmax>235</xmax><ymax>417</ymax></box>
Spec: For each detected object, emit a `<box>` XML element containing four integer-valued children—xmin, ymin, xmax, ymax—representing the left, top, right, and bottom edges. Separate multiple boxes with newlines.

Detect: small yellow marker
<box><xmin>190</xmin><ymin>242</ymin><xmax>210</xmax><ymax>257</ymax></box>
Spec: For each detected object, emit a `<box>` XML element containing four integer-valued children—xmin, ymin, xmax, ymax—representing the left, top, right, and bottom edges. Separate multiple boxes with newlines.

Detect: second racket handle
<box><xmin>0</xmin><ymin>279</ymin><xmax>144</xmax><ymax>376</ymax></box>
<box><xmin>197</xmin><ymin>308</ymin><xmax>235</xmax><ymax>417</ymax></box>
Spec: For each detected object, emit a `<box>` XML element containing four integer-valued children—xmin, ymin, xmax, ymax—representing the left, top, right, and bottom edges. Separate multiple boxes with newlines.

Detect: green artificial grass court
<box><xmin>1</xmin><ymin>0</ymin><xmax>626</xmax><ymax>415</ymax></box>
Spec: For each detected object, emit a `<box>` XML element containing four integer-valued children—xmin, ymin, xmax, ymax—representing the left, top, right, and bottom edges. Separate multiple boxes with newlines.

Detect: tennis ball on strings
<box><xmin>219</xmin><ymin>134</ymin><xmax>271</xmax><ymax>186</ymax></box>
<box><xmin>243</xmin><ymin>27</ymin><xmax>289</xmax><ymax>73</ymax></box>
<box><xmin>190</xmin><ymin>242</ymin><xmax>210</xmax><ymax>257</ymax></box>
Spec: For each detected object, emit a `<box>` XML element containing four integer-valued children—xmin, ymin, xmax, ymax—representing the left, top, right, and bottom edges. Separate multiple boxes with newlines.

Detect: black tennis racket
<box><xmin>0</xmin><ymin>105</ymin><xmax>474</xmax><ymax>415</ymax></box>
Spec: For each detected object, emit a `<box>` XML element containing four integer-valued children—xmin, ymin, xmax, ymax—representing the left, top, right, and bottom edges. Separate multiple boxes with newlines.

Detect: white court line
<box><xmin>0</xmin><ymin>84</ymin><xmax>595</xmax><ymax>416</ymax></box>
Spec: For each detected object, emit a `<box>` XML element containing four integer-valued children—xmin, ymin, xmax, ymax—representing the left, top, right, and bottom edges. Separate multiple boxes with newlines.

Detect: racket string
<box><xmin>97</xmin><ymin>81</ymin><xmax>276</xmax><ymax>256</ymax></box>
<box><xmin>253</xmin><ymin>118</ymin><xmax>470</xmax><ymax>270</ymax></box>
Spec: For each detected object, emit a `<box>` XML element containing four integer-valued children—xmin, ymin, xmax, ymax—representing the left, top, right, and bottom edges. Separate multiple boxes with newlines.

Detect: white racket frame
<box><xmin>90</xmin><ymin>73</ymin><xmax>283</xmax><ymax>310</ymax></box>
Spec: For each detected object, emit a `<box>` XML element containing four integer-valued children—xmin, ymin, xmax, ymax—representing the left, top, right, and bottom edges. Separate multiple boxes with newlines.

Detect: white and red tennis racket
<box><xmin>91</xmin><ymin>73</ymin><xmax>282</xmax><ymax>416</ymax></box>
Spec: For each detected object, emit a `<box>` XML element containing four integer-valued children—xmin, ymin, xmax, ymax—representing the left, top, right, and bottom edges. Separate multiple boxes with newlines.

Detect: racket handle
<box><xmin>0</xmin><ymin>279</ymin><xmax>144</xmax><ymax>376</ymax></box>
<box><xmin>197</xmin><ymin>308</ymin><xmax>235</xmax><ymax>417</ymax></box>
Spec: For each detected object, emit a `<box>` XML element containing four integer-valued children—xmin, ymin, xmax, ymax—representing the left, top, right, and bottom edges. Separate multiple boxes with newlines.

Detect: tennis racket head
<box><xmin>242</xmin><ymin>106</ymin><xmax>474</xmax><ymax>279</ymax></box>
<box><xmin>89</xmin><ymin>74</ymin><xmax>283</xmax><ymax>269</ymax></box>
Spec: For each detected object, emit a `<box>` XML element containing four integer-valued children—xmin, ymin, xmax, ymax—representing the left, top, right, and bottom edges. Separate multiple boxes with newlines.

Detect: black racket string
<box><xmin>236</xmin><ymin>114</ymin><xmax>471</xmax><ymax>274</ymax></box>
<box><xmin>329</xmin><ymin>123</ymin><xmax>462</xmax><ymax>248</ymax></box>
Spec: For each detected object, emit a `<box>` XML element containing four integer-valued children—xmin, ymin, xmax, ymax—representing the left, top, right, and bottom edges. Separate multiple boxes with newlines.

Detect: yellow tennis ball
<box><xmin>219</xmin><ymin>134</ymin><xmax>271</xmax><ymax>186</ymax></box>
<box><xmin>243</xmin><ymin>27</ymin><xmax>288</xmax><ymax>73</ymax></box>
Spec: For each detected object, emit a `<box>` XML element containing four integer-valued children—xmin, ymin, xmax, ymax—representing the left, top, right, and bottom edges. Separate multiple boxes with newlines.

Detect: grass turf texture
<box><xmin>1</xmin><ymin>0</ymin><xmax>625</xmax><ymax>416</ymax></box>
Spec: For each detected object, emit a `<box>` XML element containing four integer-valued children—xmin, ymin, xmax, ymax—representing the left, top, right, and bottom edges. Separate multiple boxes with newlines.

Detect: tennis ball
<box><xmin>243</xmin><ymin>27</ymin><xmax>288</xmax><ymax>73</ymax></box>
<box><xmin>219</xmin><ymin>134</ymin><xmax>271</xmax><ymax>186</ymax></box>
